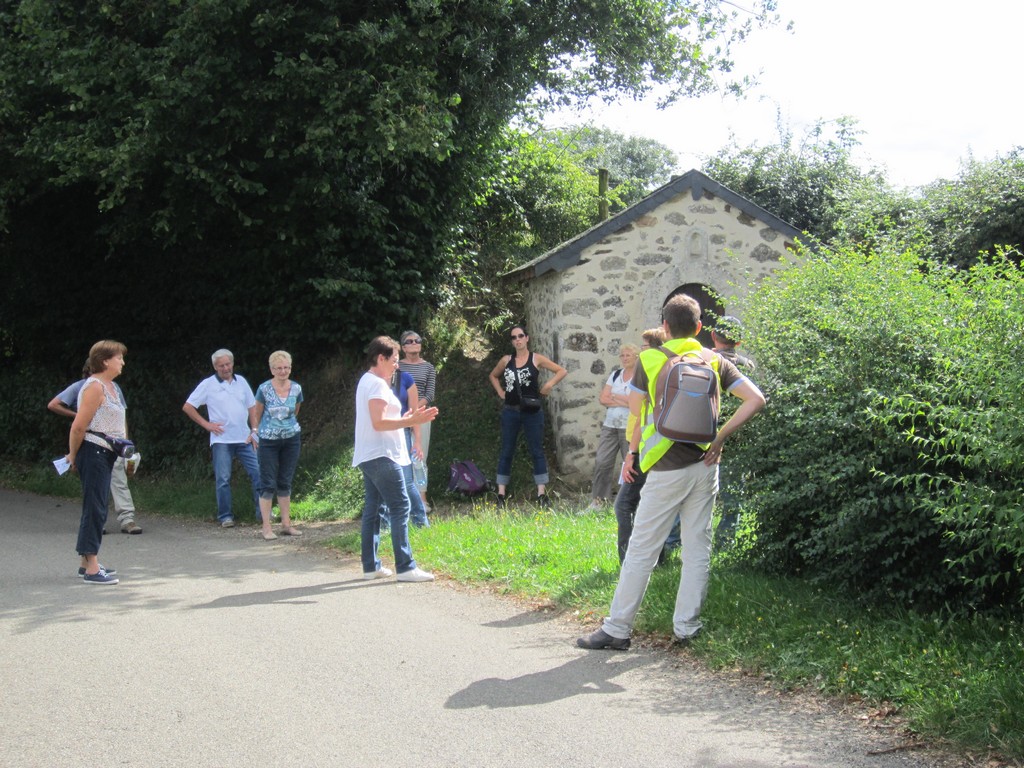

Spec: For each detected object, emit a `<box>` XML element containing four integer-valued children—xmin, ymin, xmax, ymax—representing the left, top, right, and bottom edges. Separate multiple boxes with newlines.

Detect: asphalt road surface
<box><xmin>1</xmin><ymin>489</ymin><xmax>970</xmax><ymax>768</ymax></box>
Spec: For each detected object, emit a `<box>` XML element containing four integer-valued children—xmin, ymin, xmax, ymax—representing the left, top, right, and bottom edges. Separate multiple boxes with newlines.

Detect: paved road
<box><xmin>1</xmin><ymin>489</ymin><xmax>967</xmax><ymax>768</ymax></box>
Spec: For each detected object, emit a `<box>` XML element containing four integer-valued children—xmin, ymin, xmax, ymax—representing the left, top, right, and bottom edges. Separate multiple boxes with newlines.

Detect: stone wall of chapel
<box><xmin>525</xmin><ymin>189</ymin><xmax>798</xmax><ymax>487</ymax></box>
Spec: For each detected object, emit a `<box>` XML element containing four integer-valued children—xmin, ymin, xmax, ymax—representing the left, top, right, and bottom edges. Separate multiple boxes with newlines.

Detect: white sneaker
<box><xmin>362</xmin><ymin>567</ymin><xmax>393</xmax><ymax>580</ymax></box>
<box><xmin>396</xmin><ymin>567</ymin><xmax>434</xmax><ymax>583</ymax></box>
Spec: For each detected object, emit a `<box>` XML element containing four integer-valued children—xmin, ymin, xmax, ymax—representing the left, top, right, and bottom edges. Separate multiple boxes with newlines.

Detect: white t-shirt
<box><xmin>352</xmin><ymin>371</ymin><xmax>410</xmax><ymax>467</ymax></box>
<box><xmin>602</xmin><ymin>369</ymin><xmax>631</xmax><ymax>429</ymax></box>
<box><xmin>185</xmin><ymin>374</ymin><xmax>256</xmax><ymax>445</ymax></box>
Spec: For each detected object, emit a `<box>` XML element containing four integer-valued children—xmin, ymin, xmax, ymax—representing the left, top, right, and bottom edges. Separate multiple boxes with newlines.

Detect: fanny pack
<box><xmin>88</xmin><ymin>430</ymin><xmax>136</xmax><ymax>459</ymax></box>
<box><xmin>518</xmin><ymin>396</ymin><xmax>542</xmax><ymax>413</ymax></box>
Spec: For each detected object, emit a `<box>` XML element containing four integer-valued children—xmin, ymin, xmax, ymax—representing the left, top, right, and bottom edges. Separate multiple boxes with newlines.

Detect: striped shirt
<box><xmin>398</xmin><ymin>359</ymin><xmax>436</xmax><ymax>405</ymax></box>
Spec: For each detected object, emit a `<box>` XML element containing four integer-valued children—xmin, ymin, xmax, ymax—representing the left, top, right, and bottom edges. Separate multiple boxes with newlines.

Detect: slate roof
<box><xmin>502</xmin><ymin>168</ymin><xmax>805</xmax><ymax>282</ymax></box>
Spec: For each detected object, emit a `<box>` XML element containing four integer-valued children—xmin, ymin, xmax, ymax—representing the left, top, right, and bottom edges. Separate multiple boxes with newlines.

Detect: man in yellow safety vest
<box><xmin>577</xmin><ymin>294</ymin><xmax>765</xmax><ymax>649</ymax></box>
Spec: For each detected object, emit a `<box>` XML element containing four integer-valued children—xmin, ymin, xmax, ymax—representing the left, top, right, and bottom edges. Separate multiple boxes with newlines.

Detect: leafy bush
<box><xmin>915</xmin><ymin>150</ymin><xmax>1024</xmax><ymax>268</ymax></box>
<box><xmin>733</xmin><ymin>245</ymin><xmax>1024</xmax><ymax>611</ymax></box>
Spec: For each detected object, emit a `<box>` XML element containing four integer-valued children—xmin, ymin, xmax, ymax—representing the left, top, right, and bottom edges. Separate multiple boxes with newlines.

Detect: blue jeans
<box><xmin>614</xmin><ymin>468</ymin><xmax>648</xmax><ymax>564</ymax></box>
<box><xmin>379</xmin><ymin>462</ymin><xmax>430</xmax><ymax>529</ymax></box>
<box><xmin>76</xmin><ymin>442</ymin><xmax>115</xmax><ymax>556</ymax></box>
<box><xmin>401</xmin><ymin>462</ymin><xmax>430</xmax><ymax>527</ymax></box>
<box><xmin>359</xmin><ymin>457</ymin><xmax>417</xmax><ymax>575</ymax></box>
<box><xmin>496</xmin><ymin>406</ymin><xmax>548</xmax><ymax>487</ymax></box>
<box><xmin>615</xmin><ymin>466</ymin><xmax>681</xmax><ymax>563</ymax></box>
<box><xmin>212</xmin><ymin>442</ymin><xmax>261</xmax><ymax>523</ymax></box>
<box><xmin>258</xmin><ymin>434</ymin><xmax>301</xmax><ymax>500</ymax></box>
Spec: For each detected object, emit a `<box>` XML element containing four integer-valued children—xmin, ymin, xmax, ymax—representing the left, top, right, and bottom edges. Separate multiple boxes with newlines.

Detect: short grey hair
<box><xmin>211</xmin><ymin>349</ymin><xmax>234</xmax><ymax>366</ymax></box>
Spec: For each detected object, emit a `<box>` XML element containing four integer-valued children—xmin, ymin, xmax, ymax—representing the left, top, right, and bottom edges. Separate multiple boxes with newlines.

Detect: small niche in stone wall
<box><xmin>688</xmin><ymin>230</ymin><xmax>708</xmax><ymax>260</ymax></box>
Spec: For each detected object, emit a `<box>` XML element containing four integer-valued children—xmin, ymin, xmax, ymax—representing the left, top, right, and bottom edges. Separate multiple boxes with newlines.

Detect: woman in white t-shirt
<box><xmin>352</xmin><ymin>336</ymin><xmax>438</xmax><ymax>583</ymax></box>
<box><xmin>588</xmin><ymin>344</ymin><xmax>639</xmax><ymax>508</ymax></box>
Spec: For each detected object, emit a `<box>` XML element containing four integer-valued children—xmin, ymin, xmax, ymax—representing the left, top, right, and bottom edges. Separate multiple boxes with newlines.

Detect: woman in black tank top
<box><xmin>487</xmin><ymin>324</ymin><xmax>568</xmax><ymax>508</ymax></box>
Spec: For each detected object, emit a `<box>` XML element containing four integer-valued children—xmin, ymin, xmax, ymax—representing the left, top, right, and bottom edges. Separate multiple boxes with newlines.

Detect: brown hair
<box><xmin>642</xmin><ymin>327</ymin><xmax>667</xmax><ymax>348</ymax></box>
<box><xmin>661</xmin><ymin>295</ymin><xmax>701</xmax><ymax>339</ymax></box>
<box><xmin>366</xmin><ymin>336</ymin><xmax>399</xmax><ymax>368</ymax></box>
<box><xmin>86</xmin><ymin>340</ymin><xmax>127</xmax><ymax>375</ymax></box>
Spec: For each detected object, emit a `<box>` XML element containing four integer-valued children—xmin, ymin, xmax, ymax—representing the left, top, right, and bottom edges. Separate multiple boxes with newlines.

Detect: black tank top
<box><xmin>503</xmin><ymin>352</ymin><xmax>539</xmax><ymax>406</ymax></box>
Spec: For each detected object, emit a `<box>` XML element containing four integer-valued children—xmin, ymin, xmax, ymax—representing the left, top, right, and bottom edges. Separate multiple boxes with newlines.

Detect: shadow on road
<box><xmin>446</xmin><ymin>652</ymin><xmax>653</xmax><ymax>709</ymax></box>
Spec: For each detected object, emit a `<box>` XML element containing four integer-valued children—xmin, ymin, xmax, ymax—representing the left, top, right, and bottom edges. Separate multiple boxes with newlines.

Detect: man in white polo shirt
<box><xmin>183</xmin><ymin>349</ymin><xmax>261</xmax><ymax>527</ymax></box>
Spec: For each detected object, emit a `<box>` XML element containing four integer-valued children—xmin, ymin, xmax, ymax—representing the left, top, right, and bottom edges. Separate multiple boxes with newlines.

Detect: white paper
<box><xmin>53</xmin><ymin>457</ymin><xmax>71</xmax><ymax>475</ymax></box>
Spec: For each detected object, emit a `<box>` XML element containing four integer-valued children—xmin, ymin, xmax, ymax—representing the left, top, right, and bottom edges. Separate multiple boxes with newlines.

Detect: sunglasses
<box><xmin>402</xmin><ymin>338</ymin><xmax>422</xmax><ymax>345</ymax></box>
<box><xmin>510</xmin><ymin>333</ymin><xmax>526</xmax><ymax>340</ymax></box>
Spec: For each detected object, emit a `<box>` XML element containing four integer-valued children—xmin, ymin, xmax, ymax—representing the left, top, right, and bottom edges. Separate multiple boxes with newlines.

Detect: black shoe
<box><xmin>536</xmin><ymin>493</ymin><xmax>551</xmax><ymax>509</ymax></box>
<box><xmin>576</xmin><ymin>628</ymin><xmax>630</xmax><ymax>651</ymax></box>
<box><xmin>673</xmin><ymin>629</ymin><xmax>702</xmax><ymax>647</ymax></box>
<box><xmin>78</xmin><ymin>565</ymin><xmax>116</xmax><ymax>577</ymax></box>
<box><xmin>496</xmin><ymin>493</ymin><xmax>506</xmax><ymax>509</ymax></box>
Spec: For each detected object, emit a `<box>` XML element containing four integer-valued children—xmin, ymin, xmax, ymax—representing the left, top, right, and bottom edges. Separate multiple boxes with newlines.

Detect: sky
<box><xmin>544</xmin><ymin>0</ymin><xmax>1022</xmax><ymax>189</ymax></box>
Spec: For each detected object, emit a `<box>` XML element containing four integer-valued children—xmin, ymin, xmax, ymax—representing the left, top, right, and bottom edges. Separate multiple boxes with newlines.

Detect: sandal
<box><xmin>261</xmin><ymin>530</ymin><xmax>278</xmax><ymax>541</ymax></box>
<box><xmin>279</xmin><ymin>527</ymin><xmax>302</xmax><ymax>536</ymax></box>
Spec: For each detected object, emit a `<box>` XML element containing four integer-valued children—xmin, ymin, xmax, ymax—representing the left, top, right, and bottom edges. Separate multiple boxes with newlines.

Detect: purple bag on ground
<box><xmin>447</xmin><ymin>460</ymin><xmax>489</xmax><ymax>496</ymax></box>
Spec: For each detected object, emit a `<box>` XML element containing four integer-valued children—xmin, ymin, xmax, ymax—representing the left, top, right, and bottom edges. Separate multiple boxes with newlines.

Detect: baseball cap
<box><xmin>714</xmin><ymin>315</ymin><xmax>744</xmax><ymax>343</ymax></box>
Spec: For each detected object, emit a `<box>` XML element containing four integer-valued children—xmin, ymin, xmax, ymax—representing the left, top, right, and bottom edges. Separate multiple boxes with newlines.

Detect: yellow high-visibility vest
<box><xmin>637</xmin><ymin>338</ymin><xmax>720</xmax><ymax>473</ymax></box>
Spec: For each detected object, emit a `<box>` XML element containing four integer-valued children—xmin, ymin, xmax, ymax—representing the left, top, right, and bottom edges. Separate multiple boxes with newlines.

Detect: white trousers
<box><xmin>603</xmin><ymin>460</ymin><xmax>718</xmax><ymax>640</ymax></box>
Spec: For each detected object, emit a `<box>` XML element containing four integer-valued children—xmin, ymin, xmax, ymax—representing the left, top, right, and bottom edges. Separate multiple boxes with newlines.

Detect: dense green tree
<box><xmin>914</xmin><ymin>149</ymin><xmax>1024</xmax><ymax>268</ymax></box>
<box><xmin>0</xmin><ymin>0</ymin><xmax>778</xmax><ymax>460</ymax></box>
<box><xmin>702</xmin><ymin>117</ymin><xmax>907</xmax><ymax>245</ymax></box>
<box><xmin>440</xmin><ymin>123</ymin><xmax>679</xmax><ymax>339</ymax></box>
<box><xmin>544</xmin><ymin>125</ymin><xmax>678</xmax><ymax>209</ymax></box>
<box><xmin>0</xmin><ymin>0</ymin><xmax>776</xmax><ymax>354</ymax></box>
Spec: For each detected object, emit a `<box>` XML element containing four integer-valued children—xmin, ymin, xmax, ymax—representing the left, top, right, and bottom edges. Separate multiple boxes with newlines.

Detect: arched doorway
<box><xmin>664</xmin><ymin>283</ymin><xmax>723</xmax><ymax>347</ymax></box>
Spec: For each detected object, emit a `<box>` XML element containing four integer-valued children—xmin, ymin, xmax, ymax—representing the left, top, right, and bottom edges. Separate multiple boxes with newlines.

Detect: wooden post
<box><xmin>598</xmin><ymin>168</ymin><xmax>609</xmax><ymax>221</ymax></box>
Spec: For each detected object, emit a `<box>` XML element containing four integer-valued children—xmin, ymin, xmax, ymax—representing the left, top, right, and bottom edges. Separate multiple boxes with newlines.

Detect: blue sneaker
<box><xmin>83</xmin><ymin>570</ymin><xmax>119</xmax><ymax>585</ymax></box>
<box><xmin>78</xmin><ymin>565</ymin><xmax>116</xmax><ymax>577</ymax></box>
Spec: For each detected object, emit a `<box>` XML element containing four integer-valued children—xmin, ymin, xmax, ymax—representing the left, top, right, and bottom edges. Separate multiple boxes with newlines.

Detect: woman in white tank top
<box><xmin>67</xmin><ymin>340</ymin><xmax>128</xmax><ymax>585</ymax></box>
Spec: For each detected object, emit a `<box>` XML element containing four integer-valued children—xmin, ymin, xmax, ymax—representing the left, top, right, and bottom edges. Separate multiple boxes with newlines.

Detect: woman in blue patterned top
<box><xmin>254</xmin><ymin>350</ymin><xmax>303</xmax><ymax>540</ymax></box>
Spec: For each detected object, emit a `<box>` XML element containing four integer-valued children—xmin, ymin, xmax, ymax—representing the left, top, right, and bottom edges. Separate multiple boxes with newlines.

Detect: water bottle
<box><xmin>412</xmin><ymin>456</ymin><xmax>428</xmax><ymax>489</ymax></box>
